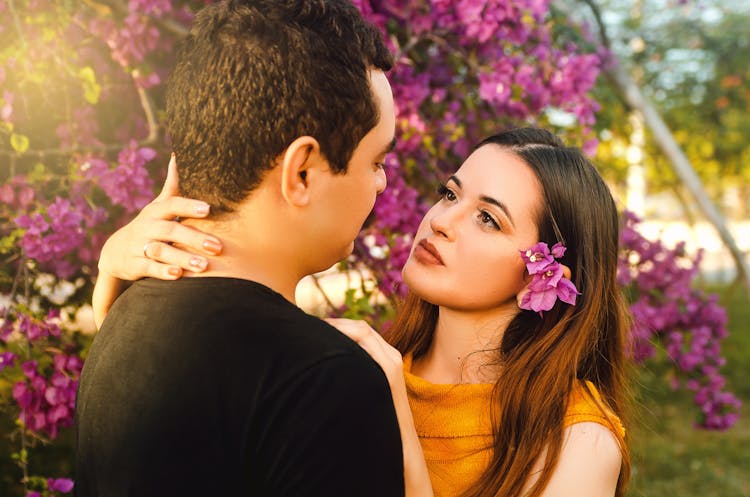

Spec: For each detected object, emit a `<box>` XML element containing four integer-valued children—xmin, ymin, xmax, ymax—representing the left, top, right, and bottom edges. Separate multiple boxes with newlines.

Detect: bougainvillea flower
<box><xmin>520</xmin><ymin>242</ymin><xmax>555</xmax><ymax>274</ymax></box>
<box><xmin>47</xmin><ymin>477</ymin><xmax>74</xmax><ymax>493</ymax></box>
<box><xmin>519</xmin><ymin>242</ymin><xmax>580</xmax><ymax>316</ymax></box>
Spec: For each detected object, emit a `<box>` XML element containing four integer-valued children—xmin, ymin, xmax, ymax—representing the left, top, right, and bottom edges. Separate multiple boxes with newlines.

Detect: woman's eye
<box><xmin>374</xmin><ymin>162</ymin><xmax>385</xmax><ymax>170</ymax></box>
<box><xmin>479</xmin><ymin>211</ymin><xmax>501</xmax><ymax>230</ymax></box>
<box><xmin>437</xmin><ymin>183</ymin><xmax>456</xmax><ymax>201</ymax></box>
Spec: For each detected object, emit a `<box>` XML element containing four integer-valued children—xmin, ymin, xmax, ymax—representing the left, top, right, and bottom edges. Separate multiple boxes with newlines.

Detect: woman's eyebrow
<box><xmin>480</xmin><ymin>195</ymin><xmax>515</xmax><ymax>228</ymax></box>
<box><xmin>449</xmin><ymin>175</ymin><xmax>515</xmax><ymax>228</ymax></box>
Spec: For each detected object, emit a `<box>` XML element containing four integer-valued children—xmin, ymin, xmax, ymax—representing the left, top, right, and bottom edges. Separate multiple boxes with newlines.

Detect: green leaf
<box><xmin>342</xmin><ymin>288</ymin><xmax>374</xmax><ymax>320</ymax></box>
<box><xmin>79</xmin><ymin>66</ymin><xmax>101</xmax><ymax>104</ymax></box>
<box><xmin>10</xmin><ymin>133</ymin><xmax>29</xmax><ymax>154</ymax></box>
<box><xmin>0</xmin><ymin>229</ymin><xmax>24</xmax><ymax>255</ymax></box>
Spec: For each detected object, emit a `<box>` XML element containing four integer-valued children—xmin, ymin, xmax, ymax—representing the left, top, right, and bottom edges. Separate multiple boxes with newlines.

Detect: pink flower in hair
<box><xmin>519</xmin><ymin>242</ymin><xmax>580</xmax><ymax>316</ymax></box>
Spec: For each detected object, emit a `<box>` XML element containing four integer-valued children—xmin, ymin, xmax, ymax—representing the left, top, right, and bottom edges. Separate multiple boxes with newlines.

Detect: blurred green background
<box><xmin>628</xmin><ymin>285</ymin><xmax>749</xmax><ymax>496</ymax></box>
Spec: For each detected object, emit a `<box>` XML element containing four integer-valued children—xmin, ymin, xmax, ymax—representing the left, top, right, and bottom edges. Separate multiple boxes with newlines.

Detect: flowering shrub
<box><xmin>619</xmin><ymin>211</ymin><xmax>741</xmax><ymax>429</ymax></box>
<box><xmin>0</xmin><ymin>0</ymin><xmax>740</xmax><ymax>494</ymax></box>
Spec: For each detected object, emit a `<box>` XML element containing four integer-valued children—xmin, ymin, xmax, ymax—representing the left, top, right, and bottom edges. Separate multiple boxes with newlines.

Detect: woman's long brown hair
<box><xmin>385</xmin><ymin>128</ymin><xmax>631</xmax><ymax>497</ymax></box>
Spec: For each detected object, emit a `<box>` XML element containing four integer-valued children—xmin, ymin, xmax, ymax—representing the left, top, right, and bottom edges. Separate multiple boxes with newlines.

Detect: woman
<box><xmin>94</xmin><ymin>128</ymin><xmax>630</xmax><ymax>497</ymax></box>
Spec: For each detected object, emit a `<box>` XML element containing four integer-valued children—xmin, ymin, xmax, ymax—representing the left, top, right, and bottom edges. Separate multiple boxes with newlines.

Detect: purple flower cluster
<box><xmin>518</xmin><ymin>242</ymin><xmax>580</xmax><ymax>315</ymax></box>
<box><xmin>357</xmin><ymin>156</ymin><xmax>428</xmax><ymax>300</ymax></box>
<box><xmin>13</xmin><ymin>191</ymin><xmax>107</xmax><ymax>279</ymax></box>
<box><xmin>0</xmin><ymin>351</ymin><xmax>16</xmax><ymax>372</ymax></box>
<box><xmin>372</xmin><ymin>158</ymin><xmax>426</xmax><ymax>234</ymax></box>
<box><xmin>12</xmin><ymin>353</ymin><xmax>83</xmax><ymax>439</ymax></box>
<box><xmin>129</xmin><ymin>0</ymin><xmax>172</xmax><ymax>17</ymax></box>
<box><xmin>619</xmin><ymin>211</ymin><xmax>741</xmax><ymax>429</ymax></box>
<box><xmin>358</xmin><ymin>0</ymin><xmax>603</xmax><ymax>142</ymax></box>
<box><xmin>15</xmin><ymin>310</ymin><xmax>63</xmax><ymax>342</ymax></box>
<box><xmin>15</xmin><ymin>198</ymin><xmax>86</xmax><ymax>279</ymax></box>
<box><xmin>0</xmin><ymin>176</ymin><xmax>36</xmax><ymax>212</ymax></box>
<box><xmin>83</xmin><ymin>141</ymin><xmax>156</xmax><ymax>213</ymax></box>
<box><xmin>89</xmin><ymin>12</ymin><xmax>160</xmax><ymax>68</ymax></box>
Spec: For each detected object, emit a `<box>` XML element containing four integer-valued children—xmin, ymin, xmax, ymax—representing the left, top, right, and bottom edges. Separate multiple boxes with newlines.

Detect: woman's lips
<box><xmin>413</xmin><ymin>239</ymin><xmax>444</xmax><ymax>265</ymax></box>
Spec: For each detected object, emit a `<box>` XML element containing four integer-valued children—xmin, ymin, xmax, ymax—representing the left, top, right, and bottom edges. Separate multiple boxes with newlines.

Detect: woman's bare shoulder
<box><xmin>540</xmin><ymin>422</ymin><xmax>622</xmax><ymax>497</ymax></box>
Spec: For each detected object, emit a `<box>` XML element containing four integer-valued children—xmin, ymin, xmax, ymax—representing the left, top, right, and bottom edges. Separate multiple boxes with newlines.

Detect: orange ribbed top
<box><xmin>403</xmin><ymin>355</ymin><xmax>625</xmax><ymax>496</ymax></box>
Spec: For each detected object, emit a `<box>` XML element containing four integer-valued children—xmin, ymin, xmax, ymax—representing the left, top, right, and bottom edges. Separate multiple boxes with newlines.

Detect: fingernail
<box><xmin>189</xmin><ymin>256</ymin><xmax>208</xmax><ymax>270</ymax></box>
<box><xmin>202</xmin><ymin>239</ymin><xmax>222</xmax><ymax>254</ymax></box>
<box><xmin>193</xmin><ymin>202</ymin><xmax>210</xmax><ymax>216</ymax></box>
<box><xmin>168</xmin><ymin>266</ymin><xmax>181</xmax><ymax>277</ymax></box>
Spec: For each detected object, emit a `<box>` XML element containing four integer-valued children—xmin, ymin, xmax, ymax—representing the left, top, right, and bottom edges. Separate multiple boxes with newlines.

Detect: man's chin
<box><xmin>341</xmin><ymin>240</ymin><xmax>355</xmax><ymax>259</ymax></box>
<box><xmin>310</xmin><ymin>241</ymin><xmax>355</xmax><ymax>275</ymax></box>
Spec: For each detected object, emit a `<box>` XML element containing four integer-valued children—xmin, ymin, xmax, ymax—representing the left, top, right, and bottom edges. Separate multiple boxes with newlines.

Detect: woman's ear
<box><xmin>560</xmin><ymin>263</ymin><xmax>572</xmax><ymax>281</ymax></box>
<box><xmin>279</xmin><ymin>136</ymin><xmax>322</xmax><ymax>207</ymax></box>
<box><xmin>516</xmin><ymin>269</ymin><xmax>533</xmax><ymax>309</ymax></box>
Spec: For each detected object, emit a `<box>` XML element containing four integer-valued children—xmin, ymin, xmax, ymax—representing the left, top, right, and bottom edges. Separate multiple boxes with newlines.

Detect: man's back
<box><xmin>75</xmin><ymin>277</ymin><xmax>404</xmax><ymax>496</ymax></box>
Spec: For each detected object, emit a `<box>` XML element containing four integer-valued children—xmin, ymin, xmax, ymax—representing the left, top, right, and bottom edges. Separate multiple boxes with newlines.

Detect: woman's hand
<box><xmin>92</xmin><ymin>154</ymin><xmax>224</xmax><ymax>328</ymax></box>
<box><xmin>98</xmin><ymin>154</ymin><xmax>222</xmax><ymax>281</ymax></box>
<box><xmin>325</xmin><ymin>318</ymin><xmax>434</xmax><ymax>497</ymax></box>
<box><xmin>324</xmin><ymin>318</ymin><xmax>404</xmax><ymax>386</ymax></box>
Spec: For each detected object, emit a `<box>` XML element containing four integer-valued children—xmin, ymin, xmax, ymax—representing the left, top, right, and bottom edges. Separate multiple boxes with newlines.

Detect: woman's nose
<box><xmin>428</xmin><ymin>206</ymin><xmax>457</xmax><ymax>241</ymax></box>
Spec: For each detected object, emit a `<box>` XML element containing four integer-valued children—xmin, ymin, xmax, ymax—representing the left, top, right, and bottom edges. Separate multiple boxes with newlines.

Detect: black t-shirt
<box><xmin>75</xmin><ymin>277</ymin><xmax>404</xmax><ymax>496</ymax></box>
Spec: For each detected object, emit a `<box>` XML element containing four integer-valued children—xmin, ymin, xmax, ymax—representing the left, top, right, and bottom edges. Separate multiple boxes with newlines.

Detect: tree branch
<box><xmin>7</xmin><ymin>0</ymin><xmax>28</xmax><ymax>50</ymax></box>
<box><xmin>577</xmin><ymin>0</ymin><xmax>611</xmax><ymax>49</ymax></box>
<box><xmin>310</xmin><ymin>274</ymin><xmax>337</xmax><ymax>314</ymax></box>
<box><xmin>132</xmin><ymin>72</ymin><xmax>160</xmax><ymax>145</ymax></box>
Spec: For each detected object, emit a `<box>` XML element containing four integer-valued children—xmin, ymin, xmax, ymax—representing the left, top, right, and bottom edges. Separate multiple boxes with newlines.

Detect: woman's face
<box><xmin>402</xmin><ymin>144</ymin><xmax>543</xmax><ymax>312</ymax></box>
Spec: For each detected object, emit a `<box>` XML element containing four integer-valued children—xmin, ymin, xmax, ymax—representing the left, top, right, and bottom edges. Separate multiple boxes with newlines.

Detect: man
<box><xmin>75</xmin><ymin>1</ymin><xmax>403</xmax><ymax>495</ymax></box>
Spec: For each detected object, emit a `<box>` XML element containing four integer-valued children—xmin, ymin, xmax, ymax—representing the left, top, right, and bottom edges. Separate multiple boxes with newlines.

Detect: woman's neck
<box><xmin>411</xmin><ymin>304</ymin><xmax>517</xmax><ymax>384</ymax></box>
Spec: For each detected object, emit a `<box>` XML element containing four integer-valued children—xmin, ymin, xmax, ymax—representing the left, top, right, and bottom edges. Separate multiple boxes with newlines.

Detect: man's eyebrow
<box><xmin>448</xmin><ymin>175</ymin><xmax>515</xmax><ymax>228</ymax></box>
<box><xmin>381</xmin><ymin>137</ymin><xmax>397</xmax><ymax>155</ymax></box>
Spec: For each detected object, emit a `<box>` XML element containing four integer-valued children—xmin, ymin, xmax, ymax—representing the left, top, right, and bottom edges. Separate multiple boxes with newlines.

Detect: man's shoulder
<box><xmin>100</xmin><ymin>276</ymin><xmax>377</xmax><ymax>376</ymax></box>
<box><xmin>106</xmin><ymin>277</ymin><xmax>301</xmax><ymax>330</ymax></box>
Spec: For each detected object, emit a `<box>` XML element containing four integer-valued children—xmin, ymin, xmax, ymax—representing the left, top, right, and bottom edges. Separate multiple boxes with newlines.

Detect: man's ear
<box><xmin>515</xmin><ymin>263</ymin><xmax>572</xmax><ymax>308</ymax></box>
<box><xmin>279</xmin><ymin>136</ymin><xmax>323</xmax><ymax>207</ymax></box>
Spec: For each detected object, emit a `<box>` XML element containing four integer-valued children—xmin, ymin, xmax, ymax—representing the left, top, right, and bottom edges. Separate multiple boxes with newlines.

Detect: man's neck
<box><xmin>179</xmin><ymin>217</ymin><xmax>302</xmax><ymax>305</ymax></box>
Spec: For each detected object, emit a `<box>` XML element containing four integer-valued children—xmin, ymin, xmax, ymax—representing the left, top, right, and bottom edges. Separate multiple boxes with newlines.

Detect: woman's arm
<box><xmin>92</xmin><ymin>155</ymin><xmax>223</xmax><ymax>328</ymax></box>
<box><xmin>325</xmin><ymin>318</ymin><xmax>434</xmax><ymax>497</ymax></box>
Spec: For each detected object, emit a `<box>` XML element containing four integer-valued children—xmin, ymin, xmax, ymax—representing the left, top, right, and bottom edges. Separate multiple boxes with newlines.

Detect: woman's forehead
<box><xmin>454</xmin><ymin>146</ymin><xmax>542</xmax><ymax>209</ymax></box>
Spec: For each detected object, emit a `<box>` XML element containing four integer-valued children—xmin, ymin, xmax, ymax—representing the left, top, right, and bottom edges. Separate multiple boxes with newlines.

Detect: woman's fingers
<box><xmin>143</xmin><ymin>195</ymin><xmax>211</xmax><ymax>222</ymax></box>
<box><xmin>141</xmin><ymin>219</ymin><xmax>222</xmax><ymax>256</ymax></box>
<box><xmin>142</xmin><ymin>240</ymin><xmax>209</xmax><ymax>273</ymax></box>
<box><xmin>325</xmin><ymin>318</ymin><xmax>403</xmax><ymax>381</ymax></box>
<box><xmin>156</xmin><ymin>153</ymin><xmax>180</xmax><ymax>200</ymax></box>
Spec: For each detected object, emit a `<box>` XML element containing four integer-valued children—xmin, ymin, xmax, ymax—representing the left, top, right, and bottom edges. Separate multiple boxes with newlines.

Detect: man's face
<box><xmin>311</xmin><ymin>69</ymin><xmax>396</xmax><ymax>268</ymax></box>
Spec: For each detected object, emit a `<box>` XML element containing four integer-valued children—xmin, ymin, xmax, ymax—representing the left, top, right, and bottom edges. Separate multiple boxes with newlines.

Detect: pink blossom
<box><xmin>518</xmin><ymin>242</ymin><xmax>580</xmax><ymax>316</ymax></box>
<box><xmin>47</xmin><ymin>477</ymin><xmax>74</xmax><ymax>493</ymax></box>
